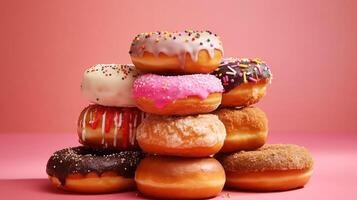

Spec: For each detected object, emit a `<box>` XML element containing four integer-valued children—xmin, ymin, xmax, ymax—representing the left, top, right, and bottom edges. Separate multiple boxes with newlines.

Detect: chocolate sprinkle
<box><xmin>46</xmin><ymin>146</ymin><xmax>144</xmax><ymax>185</ymax></box>
<box><xmin>212</xmin><ymin>58</ymin><xmax>272</xmax><ymax>92</ymax></box>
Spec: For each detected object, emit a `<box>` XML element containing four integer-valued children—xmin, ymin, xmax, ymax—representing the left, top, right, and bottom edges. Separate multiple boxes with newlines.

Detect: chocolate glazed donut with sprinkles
<box><xmin>46</xmin><ymin>146</ymin><xmax>144</xmax><ymax>193</ymax></box>
<box><xmin>212</xmin><ymin>58</ymin><xmax>272</xmax><ymax>107</ymax></box>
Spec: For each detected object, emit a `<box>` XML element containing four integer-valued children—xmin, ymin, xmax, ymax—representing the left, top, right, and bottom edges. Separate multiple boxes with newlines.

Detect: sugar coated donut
<box><xmin>133</xmin><ymin>74</ymin><xmax>223</xmax><ymax>115</ymax></box>
<box><xmin>46</xmin><ymin>146</ymin><xmax>144</xmax><ymax>193</ymax></box>
<box><xmin>217</xmin><ymin>144</ymin><xmax>314</xmax><ymax>191</ymax></box>
<box><xmin>136</xmin><ymin>114</ymin><xmax>226</xmax><ymax>157</ymax></box>
<box><xmin>212</xmin><ymin>58</ymin><xmax>272</xmax><ymax>107</ymax></box>
<box><xmin>129</xmin><ymin>30</ymin><xmax>223</xmax><ymax>74</ymax></box>
<box><xmin>77</xmin><ymin>105</ymin><xmax>147</xmax><ymax>150</ymax></box>
<box><xmin>135</xmin><ymin>156</ymin><xmax>226</xmax><ymax>199</ymax></box>
<box><xmin>81</xmin><ymin>64</ymin><xmax>140</xmax><ymax>107</ymax></box>
<box><xmin>215</xmin><ymin>107</ymin><xmax>268</xmax><ymax>153</ymax></box>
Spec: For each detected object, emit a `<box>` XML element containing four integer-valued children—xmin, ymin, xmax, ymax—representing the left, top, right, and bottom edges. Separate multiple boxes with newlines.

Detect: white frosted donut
<box><xmin>129</xmin><ymin>30</ymin><xmax>224</xmax><ymax>74</ymax></box>
<box><xmin>81</xmin><ymin>64</ymin><xmax>140</xmax><ymax>107</ymax></box>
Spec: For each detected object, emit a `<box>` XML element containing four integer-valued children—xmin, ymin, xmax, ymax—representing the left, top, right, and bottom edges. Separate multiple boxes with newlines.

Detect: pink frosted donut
<box><xmin>133</xmin><ymin>74</ymin><xmax>224</xmax><ymax>115</ymax></box>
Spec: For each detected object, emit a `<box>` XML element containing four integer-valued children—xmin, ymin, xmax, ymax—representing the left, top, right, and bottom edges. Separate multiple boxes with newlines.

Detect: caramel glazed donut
<box><xmin>78</xmin><ymin>105</ymin><xmax>147</xmax><ymax>150</ymax></box>
<box><xmin>133</xmin><ymin>74</ymin><xmax>223</xmax><ymax>115</ymax></box>
<box><xmin>46</xmin><ymin>146</ymin><xmax>144</xmax><ymax>193</ymax></box>
<box><xmin>136</xmin><ymin>114</ymin><xmax>226</xmax><ymax>157</ymax></box>
<box><xmin>215</xmin><ymin>106</ymin><xmax>268</xmax><ymax>153</ymax></box>
<box><xmin>217</xmin><ymin>144</ymin><xmax>314</xmax><ymax>191</ymax></box>
<box><xmin>212</xmin><ymin>57</ymin><xmax>272</xmax><ymax>107</ymax></box>
<box><xmin>135</xmin><ymin>156</ymin><xmax>226</xmax><ymax>199</ymax></box>
<box><xmin>129</xmin><ymin>30</ymin><xmax>223</xmax><ymax>74</ymax></box>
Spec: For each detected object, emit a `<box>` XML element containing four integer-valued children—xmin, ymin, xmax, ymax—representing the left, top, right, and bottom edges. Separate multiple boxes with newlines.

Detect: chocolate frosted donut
<box><xmin>46</xmin><ymin>146</ymin><xmax>144</xmax><ymax>193</ymax></box>
<box><xmin>212</xmin><ymin>58</ymin><xmax>272</xmax><ymax>107</ymax></box>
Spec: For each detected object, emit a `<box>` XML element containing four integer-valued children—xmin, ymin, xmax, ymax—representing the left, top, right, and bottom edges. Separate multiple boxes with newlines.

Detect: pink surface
<box><xmin>0</xmin><ymin>133</ymin><xmax>356</xmax><ymax>199</ymax></box>
<box><xmin>1</xmin><ymin>0</ymin><xmax>357</xmax><ymax>134</ymax></box>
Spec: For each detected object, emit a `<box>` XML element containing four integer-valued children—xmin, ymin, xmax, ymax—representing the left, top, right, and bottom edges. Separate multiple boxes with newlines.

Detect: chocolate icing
<box><xmin>212</xmin><ymin>58</ymin><xmax>272</xmax><ymax>92</ymax></box>
<box><xmin>46</xmin><ymin>146</ymin><xmax>144</xmax><ymax>185</ymax></box>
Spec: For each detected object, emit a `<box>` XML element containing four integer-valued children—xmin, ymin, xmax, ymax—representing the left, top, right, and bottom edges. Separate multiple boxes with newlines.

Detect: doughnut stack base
<box><xmin>217</xmin><ymin>144</ymin><xmax>314</xmax><ymax>192</ymax></box>
<box><xmin>46</xmin><ymin>147</ymin><xmax>144</xmax><ymax>194</ymax></box>
<box><xmin>131</xmin><ymin>30</ymin><xmax>226</xmax><ymax>199</ymax></box>
<box><xmin>135</xmin><ymin>156</ymin><xmax>226</xmax><ymax>199</ymax></box>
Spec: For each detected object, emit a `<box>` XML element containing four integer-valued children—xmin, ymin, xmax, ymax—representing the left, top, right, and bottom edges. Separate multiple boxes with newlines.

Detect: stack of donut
<box><xmin>46</xmin><ymin>64</ymin><xmax>146</xmax><ymax>193</ymax></box>
<box><xmin>131</xmin><ymin>30</ymin><xmax>227</xmax><ymax>199</ymax></box>
<box><xmin>212</xmin><ymin>58</ymin><xmax>314</xmax><ymax>191</ymax></box>
<box><xmin>45</xmin><ymin>29</ymin><xmax>314</xmax><ymax>198</ymax></box>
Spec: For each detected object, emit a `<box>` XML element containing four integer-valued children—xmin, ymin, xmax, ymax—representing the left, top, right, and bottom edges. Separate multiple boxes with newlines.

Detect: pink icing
<box><xmin>133</xmin><ymin>74</ymin><xmax>224</xmax><ymax>108</ymax></box>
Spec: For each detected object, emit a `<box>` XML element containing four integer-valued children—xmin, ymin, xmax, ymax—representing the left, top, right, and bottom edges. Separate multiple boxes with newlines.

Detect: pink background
<box><xmin>1</xmin><ymin>1</ymin><xmax>357</xmax><ymax>199</ymax></box>
<box><xmin>1</xmin><ymin>0</ymin><xmax>357</xmax><ymax>134</ymax></box>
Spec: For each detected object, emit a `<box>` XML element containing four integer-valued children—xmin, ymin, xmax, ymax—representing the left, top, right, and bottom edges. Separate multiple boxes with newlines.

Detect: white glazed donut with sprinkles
<box><xmin>81</xmin><ymin>64</ymin><xmax>140</xmax><ymax>107</ymax></box>
<box><xmin>129</xmin><ymin>30</ymin><xmax>224</xmax><ymax>74</ymax></box>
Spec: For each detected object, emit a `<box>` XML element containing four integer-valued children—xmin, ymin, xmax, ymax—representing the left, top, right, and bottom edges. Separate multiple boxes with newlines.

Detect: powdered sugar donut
<box><xmin>81</xmin><ymin>64</ymin><xmax>140</xmax><ymax>107</ymax></box>
<box><xmin>133</xmin><ymin>74</ymin><xmax>224</xmax><ymax>115</ymax></box>
<box><xmin>129</xmin><ymin>30</ymin><xmax>223</xmax><ymax>74</ymax></box>
<box><xmin>136</xmin><ymin>114</ymin><xmax>226</xmax><ymax>157</ymax></box>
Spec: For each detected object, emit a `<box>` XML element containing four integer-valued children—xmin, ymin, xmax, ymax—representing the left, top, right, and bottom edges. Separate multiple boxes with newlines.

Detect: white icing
<box><xmin>101</xmin><ymin>111</ymin><xmax>106</xmax><ymax>144</ymax></box>
<box><xmin>118</xmin><ymin>112</ymin><xmax>122</xmax><ymax>128</ymax></box>
<box><xmin>130</xmin><ymin>114</ymin><xmax>139</xmax><ymax>145</ymax></box>
<box><xmin>89</xmin><ymin>110</ymin><xmax>93</xmax><ymax>124</ymax></box>
<box><xmin>129</xmin><ymin>119</ymin><xmax>133</xmax><ymax>145</ymax></box>
<box><xmin>81</xmin><ymin>107</ymin><xmax>89</xmax><ymax>142</ymax></box>
<box><xmin>130</xmin><ymin>30</ymin><xmax>224</xmax><ymax>68</ymax></box>
<box><xmin>113</xmin><ymin>112</ymin><xmax>118</xmax><ymax>147</ymax></box>
<box><xmin>81</xmin><ymin>64</ymin><xmax>140</xmax><ymax>107</ymax></box>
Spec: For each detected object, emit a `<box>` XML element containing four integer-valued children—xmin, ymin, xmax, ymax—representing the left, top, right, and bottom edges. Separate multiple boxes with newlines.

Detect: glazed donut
<box><xmin>135</xmin><ymin>156</ymin><xmax>226</xmax><ymax>199</ymax></box>
<box><xmin>136</xmin><ymin>114</ymin><xmax>226</xmax><ymax>157</ymax></box>
<box><xmin>77</xmin><ymin>104</ymin><xmax>147</xmax><ymax>150</ymax></box>
<box><xmin>217</xmin><ymin>144</ymin><xmax>314</xmax><ymax>191</ymax></box>
<box><xmin>214</xmin><ymin>106</ymin><xmax>268</xmax><ymax>153</ymax></box>
<box><xmin>129</xmin><ymin>30</ymin><xmax>223</xmax><ymax>74</ymax></box>
<box><xmin>46</xmin><ymin>146</ymin><xmax>144</xmax><ymax>193</ymax></box>
<box><xmin>133</xmin><ymin>74</ymin><xmax>223</xmax><ymax>115</ymax></box>
<box><xmin>81</xmin><ymin>64</ymin><xmax>140</xmax><ymax>107</ymax></box>
<box><xmin>212</xmin><ymin>58</ymin><xmax>272</xmax><ymax>107</ymax></box>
